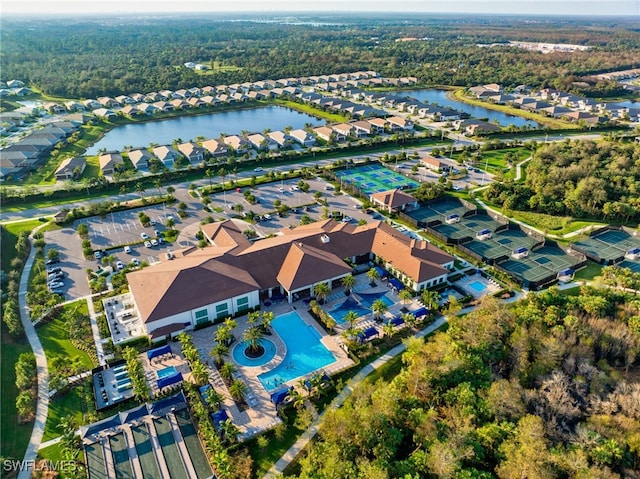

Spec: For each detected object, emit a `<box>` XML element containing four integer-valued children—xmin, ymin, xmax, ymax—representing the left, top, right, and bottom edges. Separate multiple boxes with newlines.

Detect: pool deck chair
<box><xmin>445</xmin><ymin>214</ymin><xmax>460</xmax><ymax>224</ymax></box>
<box><xmin>625</xmin><ymin>247</ymin><xmax>640</xmax><ymax>260</ymax></box>
<box><xmin>211</xmin><ymin>409</ymin><xmax>230</xmax><ymax>431</ymax></box>
<box><xmin>476</xmin><ymin>229</ymin><xmax>492</xmax><ymax>240</ymax></box>
<box><xmin>512</xmin><ymin>247</ymin><xmax>529</xmax><ymax>259</ymax></box>
<box><xmin>358</xmin><ymin>326</ymin><xmax>379</xmax><ymax>344</ymax></box>
<box><xmin>271</xmin><ymin>386</ymin><xmax>294</xmax><ymax>406</ymax></box>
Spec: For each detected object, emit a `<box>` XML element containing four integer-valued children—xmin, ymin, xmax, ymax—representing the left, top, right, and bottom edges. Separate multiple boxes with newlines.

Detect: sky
<box><xmin>2</xmin><ymin>0</ymin><xmax>639</xmax><ymax>16</ymax></box>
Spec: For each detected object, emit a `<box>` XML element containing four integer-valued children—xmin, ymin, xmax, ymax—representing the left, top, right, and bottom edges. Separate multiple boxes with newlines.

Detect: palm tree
<box><xmin>402</xmin><ymin>311</ymin><xmax>417</xmax><ymax>329</ymax></box>
<box><xmin>218</xmin><ymin>418</ymin><xmax>240</xmax><ymax>444</ymax></box>
<box><xmin>421</xmin><ymin>289</ymin><xmax>439</xmax><ymax>311</ymax></box>
<box><xmin>205</xmin><ymin>168</ymin><xmax>214</xmax><ymax>188</ymax></box>
<box><xmin>344</xmin><ymin>310</ymin><xmax>359</xmax><ymax>330</ymax></box>
<box><xmin>288</xmin><ymin>388</ymin><xmax>306</xmax><ymax>410</ymax></box>
<box><xmin>242</xmin><ymin>325</ymin><xmax>265</xmax><ymax>354</ymax></box>
<box><xmin>247</xmin><ymin>311</ymin><xmax>261</xmax><ymax>325</ymax></box>
<box><xmin>341</xmin><ymin>274</ymin><xmax>356</xmax><ymax>294</ymax></box>
<box><xmin>191</xmin><ymin>361</ymin><xmax>209</xmax><ymax>386</ymax></box>
<box><xmin>204</xmin><ymin>387</ymin><xmax>223</xmax><ymax>411</ymax></box>
<box><xmin>313</xmin><ymin>282</ymin><xmax>330</xmax><ymax>304</ymax></box>
<box><xmin>398</xmin><ymin>289</ymin><xmax>413</xmax><ymax>311</ymax></box>
<box><xmin>219</xmin><ymin>362</ymin><xmax>237</xmax><ymax>383</ymax></box>
<box><xmin>371</xmin><ymin>298</ymin><xmax>388</xmax><ymax>322</ymax></box>
<box><xmin>210</xmin><ymin>343</ymin><xmax>229</xmax><ymax>366</ymax></box>
<box><xmin>228</xmin><ymin>379</ymin><xmax>248</xmax><ymax>402</ymax></box>
<box><xmin>218</xmin><ymin>167</ymin><xmax>227</xmax><ymax>191</ymax></box>
<box><xmin>367</xmin><ymin>267</ymin><xmax>381</xmax><ymax>286</ymax></box>
<box><xmin>165</xmin><ymin>217</ymin><xmax>176</xmax><ymax>230</ymax></box>
<box><xmin>166</xmin><ymin>185</ymin><xmax>175</xmax><ymax>199</ymax></box>
<box><xmin>383</xmin><ymin>321</ymin><xmax>395</xmax><ymax>338</ymax></box>
<box><xmin>135</xmin><ymin>182</ymin><xmax>145</xmax><ymax>199</ymax></box>
<box><xmin>261</xmin><ymin>311</ymin><xmax>275</xmax><ymax>331</ymax></box>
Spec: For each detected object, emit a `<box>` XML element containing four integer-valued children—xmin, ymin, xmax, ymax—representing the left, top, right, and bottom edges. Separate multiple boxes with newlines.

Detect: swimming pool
<box><xmin>232</xmin><ymin>338</ymin><xmax>277</xmax><ymax>367</ymax></box>
<box><xmin>468</xmin><ymin>280</ymin><xmax>487</xmax><ymax>294</ymax></box>
<box><xmin>329</xmin><ymin>293</ymin><xmax>395</xmax><ymax>324</ymax></box>
<box><xmin>258</xmin><ymin>311</ymin><xmax>336</xmax><ymax>391</ymax></box>
<box><xmin>157</xmin><ymin>366</ymin><xmax>177</xmax><ymax>380</ymax></box>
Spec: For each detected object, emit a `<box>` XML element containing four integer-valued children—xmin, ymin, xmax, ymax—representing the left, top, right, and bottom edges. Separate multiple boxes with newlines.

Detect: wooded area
<box><xmin>484</xmin><ymin>139</ymin><xmax>640</xmax><ymax>222</ymax></box>
<box><xmin>2</xmin><ymin>14</ymin><xmax>639</xmax><ymax>98</ymax></box>
<box><xmin>292</xmin><ymin>287</ymin><xmax>640</xmax><ymax>478</ymax></box>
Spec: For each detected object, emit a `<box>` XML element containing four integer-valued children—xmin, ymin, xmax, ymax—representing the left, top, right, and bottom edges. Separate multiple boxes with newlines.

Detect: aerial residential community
<box><xmin>1</xmin><ymin>6</ymin><xmax>640</xmax><ymax>479</ymax></box>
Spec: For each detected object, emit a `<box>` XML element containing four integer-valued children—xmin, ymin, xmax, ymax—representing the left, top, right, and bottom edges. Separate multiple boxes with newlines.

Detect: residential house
<box><xmin>137</xmin><ymin>103</ymin><xmax>160</xmax><ymax>115</ymax></box>
<box><xmin>92</xmin><ymin>108</ymin><xmax>117</xmax><ymax>120</ymax></box>
<box><xmin>64</xmin><ymin>101</ymin><xmax>85</xmax><ymax>112</ymax></box>
<box><xmin>313</xmin><ymin>126</ymin><xmax>337</xmax><ymax>143</ymax></box>
<box><xmin>186</xmin><ymin>97</ymin><xmax>205</xmax><ymax>108</ymax></box>
<box><xmin>97</xmin><ymin>97</ymin><xmax>119</xmax><ymax>108</ymax></box>
<box><xmin>332</xmin><ymin>123</ymin><xmax>354</xmax><ymax>138</ymax></box>
<box><xmin>289</xmin><ymin>129</ymin><xmax>316</xmax><ymax>147</ymax></box>
<box><xmin>54</xmin><ymin>156</ymin><xmax>86</xmax><ymax>180</ymax></box>
<box><xmin>115</xmin><ymin>95</ymin><xmax>135</xmax><ymax>105</ymax></box>
<box><xmin>82</xmin><ymin>99</ymin><xmax>102</xmax><ymax>110</ymax></box>
<box><xmin>223</xmin><ymin>135</ymin><xmax>250</xmax><ymax>154</ymax></box>
<box><xmin>99</xmin><ymin>152</ymin><xmax>124</xmax><ymax>175</ymax></box>
<box><xmin>350</xmin><ymin>120</ymin><xmax>372</xmax><ymax>137</ymax></box>
<box><xmin>120</xmin><ymin>105</ymin><xmax>142</xmax><ymax>117</ymax></box>
<box><xmin>421</xmin><ymin>155</ymin><xmax>450</xmax><ymax>172</ymax></box>
<box><xmin>386</xmin><ymin>116</ymin><xmax>414</xmax><ymax>131</ymax></box>
<box><xmin>370</xmin><ymin>189</ymin><xmax>418</xmax><ymax>214</ymax></box>
<box><xmin>367</xmin><ymin>118</ymin><xmax>388</xmax><ymax>134</ymax></box>
<box><xmin>43</xmin><ymin>102</ymin><xmax>66</xmax><ymax>114</ymax></box>
<box><xmin>246</xmin><ymin>133</ymin><xmax>278</xmax><ymax>151</ymax></box>
<box><xmin>177</xmin><ymin>142</ymin><xmax>206</xmax><ymax>165</ymax></box>
<box><xmin>202</xmin><ymin>139</ymin><xmax>229</xmax><ymax>158</ymax></box>
<box><xmin>267</xmin><ymin>131</ymin><xmax>291</xmax><ymax>148</ymax></box>
<box><xmin>128</xmin><ymin>149</ymin><xmax>156</xmax><ymax>170</ymax></box>
<box><xmin>169</xmin><ymin>99</ymin><xmax>189</xmax><ymax>110</ymax></box>
<box><xmin>153</xmin><ymin>146</ymin><xmax>181</xmax><ymax>169</ymax></box>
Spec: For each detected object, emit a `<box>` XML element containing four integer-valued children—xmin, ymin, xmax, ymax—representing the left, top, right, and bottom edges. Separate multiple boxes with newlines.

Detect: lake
<box><xmin>85</xmin><ymin>105</ymin><xmax>324</xmax><ymax>155</ymax></box>
<box><xmin>392</xmin><ymin>89</ymin><xmax>540</xmax><ymax>128</ymax></box>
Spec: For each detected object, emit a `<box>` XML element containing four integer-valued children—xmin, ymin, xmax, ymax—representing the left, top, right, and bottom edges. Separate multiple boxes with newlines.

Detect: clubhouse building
<box><xmin>123</xmin><ymin>219</ymin><xmax>454</xmax><ymax>342</ymax></box>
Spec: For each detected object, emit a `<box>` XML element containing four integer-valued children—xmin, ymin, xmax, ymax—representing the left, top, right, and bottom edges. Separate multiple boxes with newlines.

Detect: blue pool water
<box><xmin>468</xmin><ymin>280</ymin><xmax>487</xmax><ymax>293</ymax></box>
<box><xmin>258</xmin><ymin>311</ymin><xmax>336</xmax><ymax>391</ymax></box>
<box><xmin>156</xmin><ymin>366</ymin><xmax>177</xmax><ymax>379</ymax></box>
<box><xmin>232</xmin><ymin>339</ymin><xmax>277</xmax><ymax>367</ymax></box>
<box><xmin>329</xmin><ymin>293</ymin><xmax>395</xmax><ymax>324</ymax></box>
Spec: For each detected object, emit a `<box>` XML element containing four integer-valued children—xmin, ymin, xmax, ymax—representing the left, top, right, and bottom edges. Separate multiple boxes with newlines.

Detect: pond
<box><xmin>392</xmin><ymin>89</ymin><xmax>540</xmax><ymax>128</ymax></box>
<box><xmin>85</xmin><ymin>105</ymin><xmax>324</xmax><ymax>155</ymax></box>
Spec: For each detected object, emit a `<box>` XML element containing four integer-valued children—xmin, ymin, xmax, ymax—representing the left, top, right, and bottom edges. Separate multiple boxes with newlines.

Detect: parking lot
<box><xmin>44</xmin><ymin>228</ymin><xmax>94</xmax><ymax>300</ymax></box>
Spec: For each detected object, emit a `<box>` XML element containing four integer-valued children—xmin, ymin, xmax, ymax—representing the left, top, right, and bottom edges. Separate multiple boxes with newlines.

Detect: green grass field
<box><xmin>37</xmin><ymin>300</ymin><xmax>95</xmax><ymax>373</ymax></box>
<box><xmin>456</xmin><ymin>147</ymin><xmax>529</xmax><ymax>181</ymax></box>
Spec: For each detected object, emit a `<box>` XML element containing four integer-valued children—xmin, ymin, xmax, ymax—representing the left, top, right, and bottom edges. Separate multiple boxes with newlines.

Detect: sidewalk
<box><xmin>264</xmin><ymin>314</ymin><xmax>448</xmax><ymax>478</ymax></box>
<box><xmin>17</xmin><ymin>229</ymin><xmax>50</xmax><ymax>479</ymax></box>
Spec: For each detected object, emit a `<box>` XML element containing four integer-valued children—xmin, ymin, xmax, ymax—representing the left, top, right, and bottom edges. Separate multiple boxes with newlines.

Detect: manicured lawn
<box><xmin>38</xmin><ymin>441</ymin><xmax>86</xmax><ymax>479</ymax></box>
<box><xmin>275</xmin><ymin>98</ymin><xmax>348</xmax><ymax>123</ymax></box>
<box><xmin>0</xmin><ymin>328</ymin><xmax>34</xmax><ymax>459</ymax></box>
<box><xmin>37</xmin><ymin>300</ymin><xmax>95</xmax><ymax>373</ymax></box>
<box><xmin>247</xmin><ymin>409</ymin><xmax>307</xmax><ymax>479</ymax></box>
<box><xmin>574</xmin><ymin>261</ymin><xmax>603</xmax><ymax>281</ymax></box>
<box><xmin>462</xmin><ymin>147</ymin><xmax>529</xmax><ymax>181</ymax></box>
<box><xmin>42</xmin><ymin>382</ymin><xmax>89</xmax><ymax>441</ymax></box>
<box><xmin>82</xmin><ymin>155</ymin><xmax>101</xmax><ymax>179</ymax></box>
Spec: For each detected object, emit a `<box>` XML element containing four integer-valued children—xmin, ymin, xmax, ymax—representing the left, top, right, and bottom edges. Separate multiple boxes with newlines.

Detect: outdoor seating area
<box><xmin>138</xmin><ymin>344</ymin><xmax>189</xmax><ymax>396</ymax></box>
<box><xmin>92</xmin><ymin>361</ymin><xmax>134</xmax><ymax>412</ymax></box>
<box><xmin>103</xmin><ymin>293</ymin><xmax>146</xmax><ymax>345</ymax></box>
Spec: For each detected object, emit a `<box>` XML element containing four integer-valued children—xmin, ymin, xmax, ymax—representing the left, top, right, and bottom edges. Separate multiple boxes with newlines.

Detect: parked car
<box><xmin>94</xmin><ymin>251</ymin><xmax>102</xmax><ymax>260</ymax></box>
<box><xmin>116</xmin><ymin>261</ymin><xmax>125</xmax><ymax>270</ymax></box>
<box><xmin>124</xmin><ymin>246</ymin><xmax>131</xmax><ymax>254</ymax></box>
<box><xmin>130</xmin><ymin>258</ymin><xmax>141</xmax><ymax>267</ymax></box>
<box><xmin>47</xmin><ymin>267</ymin><xmax>62</xmax><ymax>275</ymax></box>
<box><xmin>48</xmin><ymin>271</ymin><xmax>65</xmax><ymax>280</ymax></box>
<box><xmin>144</xmin><ymin>240</ymin><xmax>152</xmax><ymax>248</ymax></box>
<box><xmin>141</xmin><ymin>232</ymin><xmax>149</xmax><ymax>240</ymax></box>
<box><xmin>48</xmin><ymin>281</ymin><xmax>65</xmax><ymax>290</ymax></box>
<box><xmin>342</xmin><ymin>216</ymin><xmax>353</xmax><ymax>223</ymax></box>
<box><xmin>45</xmin><ymin>257</ymin><xmax>60</xmax><ymax>265</ymax></box>
<box><xmin>254</xmin><ymin>167</ymin><xmax>263</xmax><ymax>172</ymax></box>
<box><xmin>150</xmin><ymin>219</ymin><xmax>157</xmax><ymax>225</ymax></box>
<box><xmin>151</xmin><ymin>239</ymin><xmax>159</xmax><ymax>247</ymax></box>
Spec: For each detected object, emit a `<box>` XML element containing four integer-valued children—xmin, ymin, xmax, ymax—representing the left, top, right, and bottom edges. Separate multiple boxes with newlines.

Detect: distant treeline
<box><xmin>2</xmin><ymin>14</ymin><xmax>639</xmax><ymax>98</ymax></box>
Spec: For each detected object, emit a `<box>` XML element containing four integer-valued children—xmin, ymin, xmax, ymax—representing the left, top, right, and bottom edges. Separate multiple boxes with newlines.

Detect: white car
<box><xmin>140</xmin><ymin>232</ymin><xmax>149</xmax><ymax>240</ymax></box>
<box><xmin>254</xmin><ymin>167</ymin><xmax>264</xmax><ymax>172</ymax></box>
<box><xmin>290</xmin><ymin>185</ymin><xmax>299</xmax><ymax>191</ymax></box>
<box><xmin>144</xmin><ymin>240</ymin><xmax>152</xmax><ymax>248</ymax></box>
<box><xmin>342</xmin><ymin>216</ymin><xmax>353</xmax><ymax>223</ymax></box>
<box><xmin>166</xmin><ymin>215</ymin><xmax>175</xmax><ymax>222</ymax></box>
<box><xmin>150</xmin><ymin>219</ymin><xmax>157</xmax><ymax>225</ymax></box>
<box><xmin>130</xmin><ymin>258</ymin><xmax>141</xmax><ymax>267</ymax></box>
<box><xmin>263</xmin><ymin>214</ymin><xmax>271</xmax><ymax>220</ymax></box>
<box><xmin>278</xmin><ymin>187</ymin><xmax>285</xmax><ymax>193</ymax></box>
<box><xmin>94</xmin><ymin>251</ymin><xmax>102</xmax><ymax>259</ymax></box>
<box><xmin>151</xmin><ymin>239</ymin><xmax>159</xmax><ymax>247</ymax></box>
<box><xmin>124</xmin><ymin>246</ymin><xmax>131</xmax><ymax>254</ymax></box>
<box><xmin>48</xmin><ymin>281</ymin><xmax>65</xmax><ymax>290</ymax></box>
<box><xmin>116</xmin><ymin>261</ymin><xmax>125</xmax><ymax>270</ymax></box>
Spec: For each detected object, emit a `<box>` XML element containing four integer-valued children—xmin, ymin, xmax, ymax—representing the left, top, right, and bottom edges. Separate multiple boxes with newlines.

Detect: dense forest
<box><xmin>291</xmin><ymin>287</ymin><xmax>640</xmax><ymax>478</ymax></box>
<box><xmin>1</xmin><ymin>14</ymin><xmax>639</xmax><ymax>98</ymax></box>
<box><xmin>484</xmin><ymin>140</ymin><xmax>640</xmax><ymax>222</ymax></box>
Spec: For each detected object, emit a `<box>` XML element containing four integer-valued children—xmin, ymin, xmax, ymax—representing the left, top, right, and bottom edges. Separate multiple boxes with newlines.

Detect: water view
<box><xmin>85</xmin><ymin>105</ymin><xmax>324</xmax><ymax>155</ymax></box>
<box><xmin>393</xmin><ymin>89</ymin><xmax>540</xmax><ymax>128</ymax></box>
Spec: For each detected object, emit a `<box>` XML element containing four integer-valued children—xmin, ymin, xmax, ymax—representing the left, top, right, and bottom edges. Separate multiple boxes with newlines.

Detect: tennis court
<box><xmin>619</xmin><ymin>260</ymin><xmax>640</xmax><ymax>273</ymax></box>
<box><xmin>433</xmin><ymin>213</ymin><xmax>502</xmax><ymax>241</ymax></box>
<box><xmin>132</xmin><ymin>424</ymin><xmax>161</xmax><ymax>479</ymax></box>
<box><xmin>175</xmin><ymin>408</ymin><xmax>213</xmax><ymax>479</ymax></box>
<box><xmin>85</xmin><ymin>442</ymin><xmax>107</xmax><ymax>479</ymax></box>
<box><xmin>499</xmin><ymin>246</ymin><xmax>582</xmax><ymax>287</ymax></box>
<box><xmin>406</xmin><ymin>199</ymin><xmax>474</xmax><ymax>225</ymax></box>
<box><xmin>109</xmin><ymin>433</ymin><xmax>134</xmax><ymax>479</ymax></box>
<box><xmin>573</xmin><ymin>229</ymin><xmax>640</xmax><ymax>263</ymax></box>
<box><xmin>336</xmin><ymin>163</ymin><xmax>419</xmax><ymax>195</ymax></box>
<box><xmin>153</xmin><ymin>417</ymin><xmax>188</xmax><ymax>479</ymax></box>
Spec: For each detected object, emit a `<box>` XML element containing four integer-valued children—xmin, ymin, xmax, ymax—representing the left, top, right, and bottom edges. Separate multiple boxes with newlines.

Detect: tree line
<box><xmin>1</xmin><ymin>15</ymin><xmax>639</xmax><ymax>99</ymax></box>
<box><xmin>291</xmin><ymin>286</ymin><xmax>640</xmax><ymax>478</ymax></box>
<box><xmin>484</xmin><ymin>139</ymin><xmax>640</xmax><ymax>222</ymax></box>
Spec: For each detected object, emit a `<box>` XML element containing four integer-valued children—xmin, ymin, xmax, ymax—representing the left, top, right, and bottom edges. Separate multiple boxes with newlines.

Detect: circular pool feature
<box><xmin>232</xmin><ymin>339</ymin><xmax>277</xmax><ymax>367</ymax></box>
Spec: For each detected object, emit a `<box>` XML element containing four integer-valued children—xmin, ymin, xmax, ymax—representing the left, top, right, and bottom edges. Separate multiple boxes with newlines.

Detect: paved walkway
<box><xmin>264</xmin><ymin>314</ymin><xmax>448</xmax><ymax>478</ymax></box>
<box><xmin>17</xmin><ymin>228</ymin><xmax>50</xmax><ymax>479</ymax></box>
<box><xmin>86</xmin><ymin>296</ymin><xmax>107</xmax><ymax>365</ymax></box>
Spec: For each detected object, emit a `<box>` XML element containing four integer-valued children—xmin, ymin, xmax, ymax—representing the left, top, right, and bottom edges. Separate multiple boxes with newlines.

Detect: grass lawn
<box><xmin>0</xmin><ymin>328</ymin><xmax>34</xmax><ymax>459</ymax></box>
<box><xmin>82</xmin><ymin>155</ymin><xmax>101</xmax><ymax>179</ymax></box>
<box><xmin>473</xmin><ymin>147</ymin><xmax>530</xmax><ymax>180</ymax></box>
<box><xmin>574</xmin><ymin>261</ymin><xmax>603</xmax><ymax>281</ymax></box>
<box><xmin>42</xmin><ymin>381</ymin><xmax>91</xmax><ymax>441</ymax></box>
<box><xmin>37</xmin><ymin>300</ymin><xmax>95</xmax><ymax>373</ymax></box>
<box><xmin>38</xmin><ymin>436</ymin><xmax>86</xmax><ymax>479</ymax></box>
<box><xmin>247</xmin><ymin>409</ymin><xmax>306</xmax><ymax>479</ymax></box>
<box><xmin>275</xmin><ymin>99</ymin><xmax>349</xmax><ymax>124</ymax></box>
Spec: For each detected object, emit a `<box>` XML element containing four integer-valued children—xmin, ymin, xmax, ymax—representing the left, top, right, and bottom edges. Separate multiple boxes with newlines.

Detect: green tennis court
<box><xmin>132</xmin><ymin>424</ymin><xmax>161</xmax><ymax>479</ymax></box>
<box><xmin>619</xmin><ymin>260</ymin><xmax>640</xmax><ymax>273</ymax></box>
<box><xmin>85</xmin><ymin>442</ymin><xmax>108</xmax><ymax>479</ymax></box>
<box><xmin>573</xmin><ymin>229</ymin><xmax>640</xmax><ymax>263</ymax></box>
<box><xmin>153</xmin><ymin>417</ymin><xmax>188</xmax><ymax>479</ymax></box>
<box><xmin>336</xmin><ymin>163</ymin><xmax>419</xmax><ymax>195</ymax></box>
<box><xmin>109</xmin><ymin>433</ymin><xmax>134</xmax><ymax>479</ymax></box>
<box><xmin>175</xmin><ymin>408</ymin><xmax>213</xmax><ymax>479</ymax></box>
